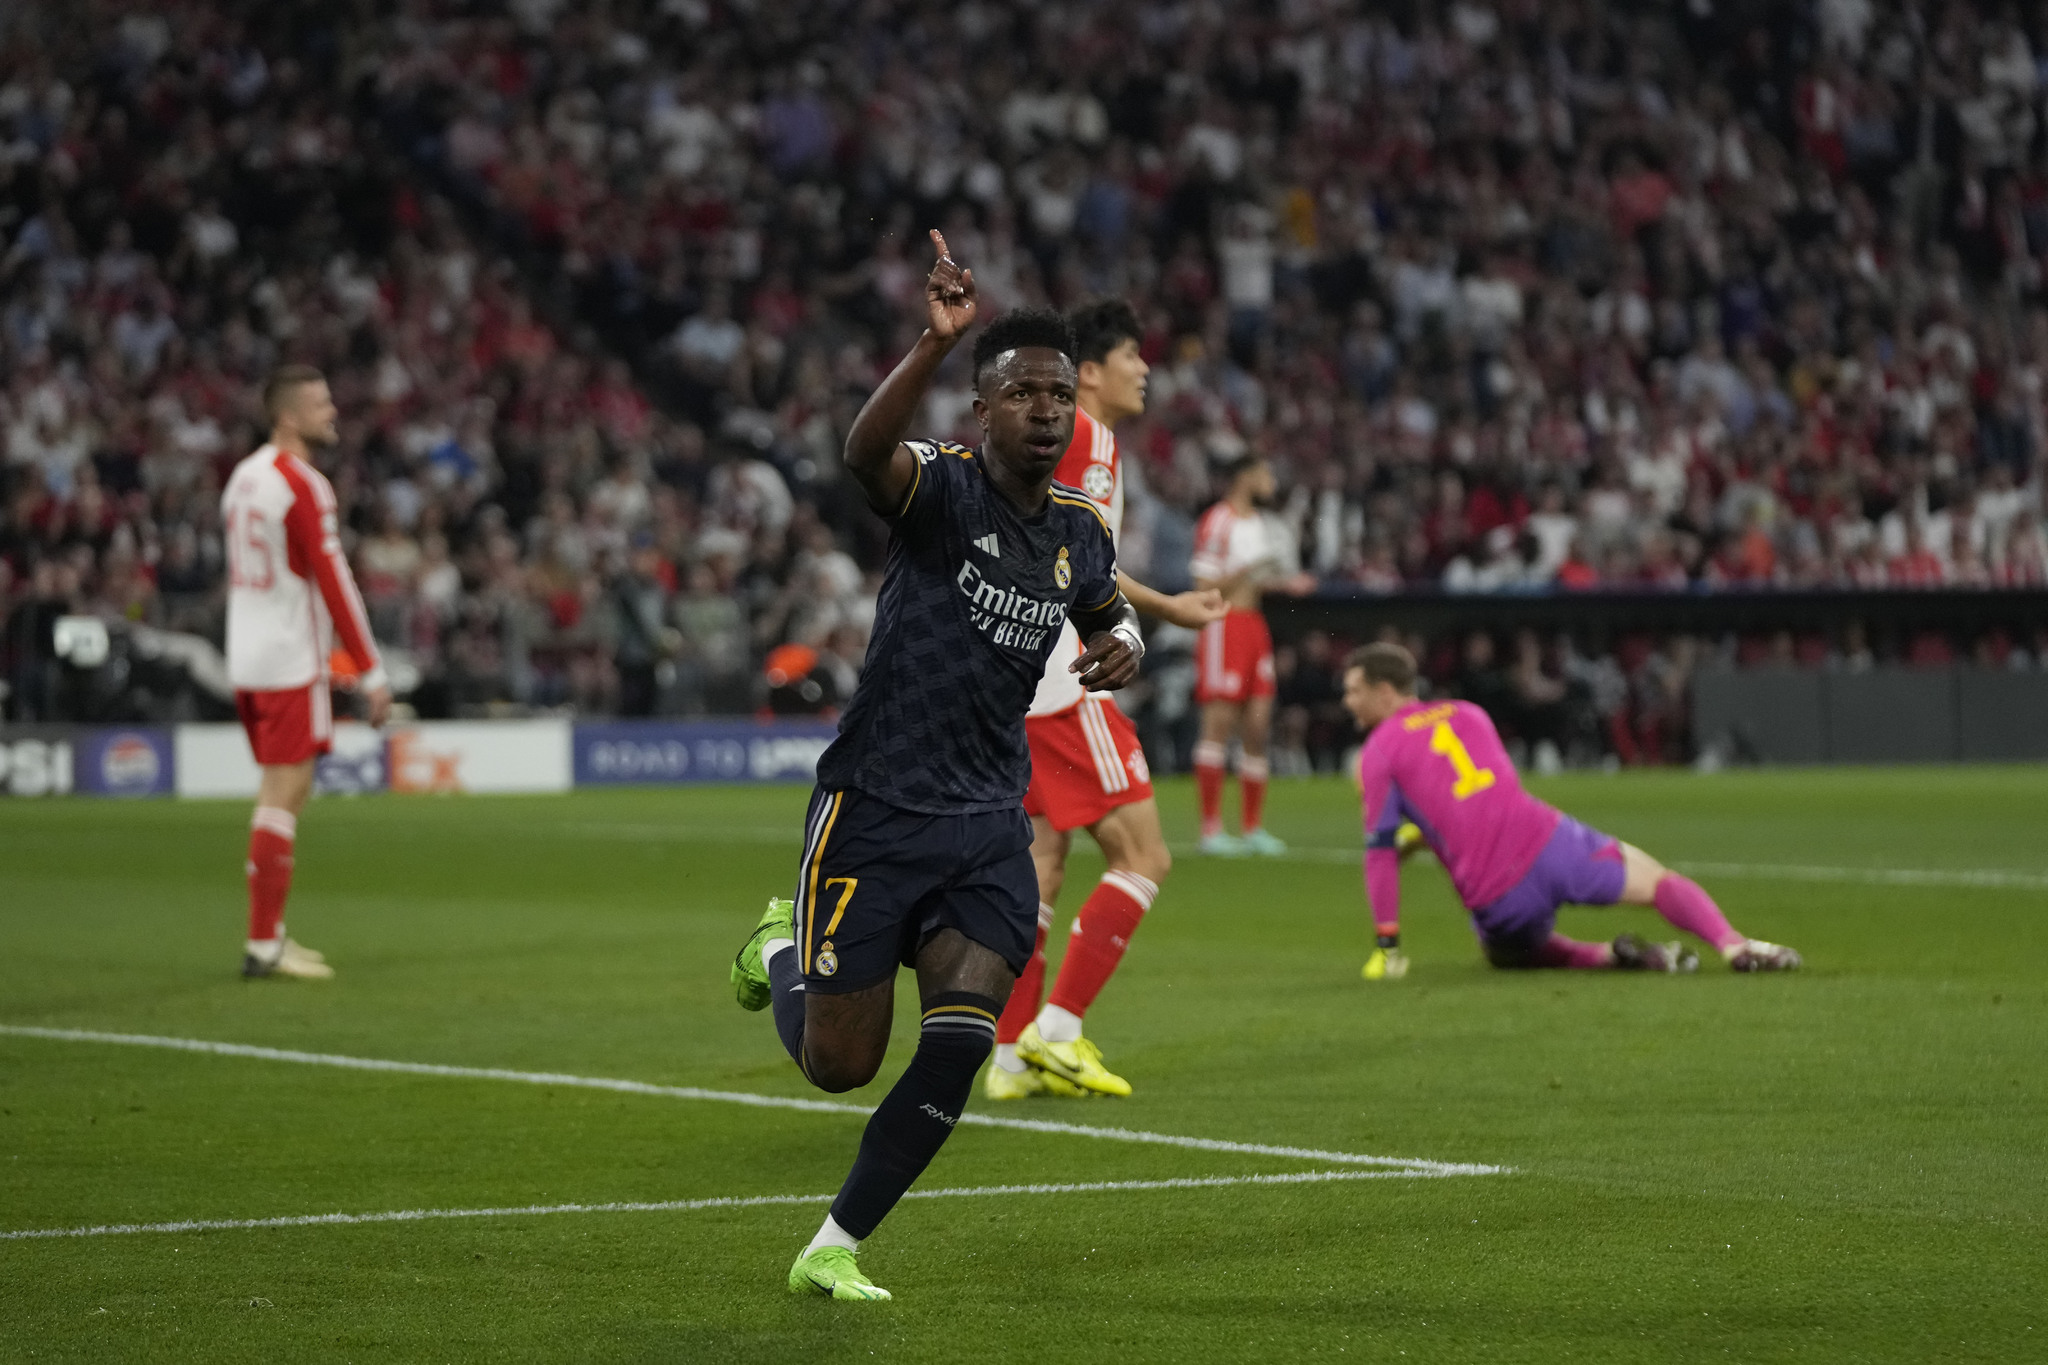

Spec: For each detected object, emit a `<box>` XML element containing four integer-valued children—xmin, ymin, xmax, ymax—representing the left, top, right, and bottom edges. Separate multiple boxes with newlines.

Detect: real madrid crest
<box><xmin>1054</xmin><ymin>546</ymin><xmax>1072</xmax><ymax>589</ymax></box>
<box><xmin>817</xmin><ymin>941</ymin><xmax>839</xmax><ymax>977</ymax></box>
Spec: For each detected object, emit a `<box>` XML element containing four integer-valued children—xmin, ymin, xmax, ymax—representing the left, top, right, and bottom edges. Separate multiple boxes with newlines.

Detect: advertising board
<box><xmin>572</xmin><ymin>719</ymin><xmax>837</xmax><ymax>785</ymax></box>
<box><xmin>0</xmin><ymin>727</ymin><xmax>174</xmax><ymax>797</ymax></box>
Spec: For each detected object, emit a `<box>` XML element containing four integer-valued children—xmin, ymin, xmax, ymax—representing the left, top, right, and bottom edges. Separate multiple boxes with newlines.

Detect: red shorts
<box><xmin>1195</xmin><ymin>610</ymin><xmax>1276</xmax><ymax>704</ymax></box>
<box><xmin>1023</xmin><ymin>697</ymin><xmax>1154</xmax><ymax>832</ymax></box>
<box><xmin>235</xmin><ymin>684</ymin><xmax>333</xmax><ymax>766</ymax></box>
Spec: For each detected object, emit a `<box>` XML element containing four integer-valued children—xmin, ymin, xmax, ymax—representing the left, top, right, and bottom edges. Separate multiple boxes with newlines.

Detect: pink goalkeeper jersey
<box><xmin>1357</xmin><ymin>698</ymin><xmax>1560</xmax><ymax>911</ymax></box>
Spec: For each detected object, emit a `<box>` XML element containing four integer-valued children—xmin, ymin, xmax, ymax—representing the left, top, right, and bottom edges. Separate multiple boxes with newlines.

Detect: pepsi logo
<box><xmin>101</xmin><ymin>734</ymin><xmax>161</xmax><ymax>791</ymax></box>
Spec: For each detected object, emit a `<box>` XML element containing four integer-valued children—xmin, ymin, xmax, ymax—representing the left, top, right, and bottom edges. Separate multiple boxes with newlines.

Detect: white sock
<box><xmin>1036</xmin><ymin>1003</ymin><xmax>1083</xmax><ymax>1044</ymax></box>
<box><xmin>805</xmin><ymin>1213</ymin><xmax>859</xmax><ymax>1256</ymax></box>
<box><xmin>245</xmin><ymin>937</ymin><xmax>281</xmax><ymax>961</ymax></box>
<box><xmin>993</xmin><ymin>1043</ymin><xmax>1026</xmax><ymax>1073</ymax></box>
<box><xmin>763</xmin><ymin>938</ymin><xmax>795</xmax><ymax>967</ymax></box>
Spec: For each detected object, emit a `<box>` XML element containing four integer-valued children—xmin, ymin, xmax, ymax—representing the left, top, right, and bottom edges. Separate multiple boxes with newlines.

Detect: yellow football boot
<box><xmin>983</xmin><ymin>1060</ymin><xmax>1091</xmax><ymax>1101</ymax></box>
<box><xmin>1015</xmin><ymin>1023</ymin><xmax>1131</xmax><ymax>1097</ymax></box>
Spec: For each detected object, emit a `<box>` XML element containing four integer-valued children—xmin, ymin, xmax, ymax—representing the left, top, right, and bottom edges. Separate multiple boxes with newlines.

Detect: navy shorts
<box><xmin>1471</xmin><ymin>816</ymin><xmax>1627</xmax><ymax>967</ymax></box>
<box><xmin>791</xmin><ymin>786</ymin><xmax>1038</xmax><ymax>994</ymax></box>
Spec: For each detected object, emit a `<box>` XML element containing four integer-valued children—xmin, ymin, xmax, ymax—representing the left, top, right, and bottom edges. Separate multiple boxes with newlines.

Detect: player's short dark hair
<box><xmin>1346</xmin><ymin>642</ymin><xmax>1418</xmax><ymax>693</ymax></box>
<box><xmin>1216</xmin><ymin>452</ymin><xmax>1266</xmax><ymax>485</ymax></box>
<box><xmin>971</xmin><ymin>308</ymin><xmax>1076</xmax><ymax>389</ymax></box>
<box><xmin>263</xmin><ymin>364</ymin><xmax>326</xmax><ymax>422</ymax></box>
<box><xmin>1068</xmin><ymin>298</ymin><xmax>1142</xmax><ymax>367</ymax></box>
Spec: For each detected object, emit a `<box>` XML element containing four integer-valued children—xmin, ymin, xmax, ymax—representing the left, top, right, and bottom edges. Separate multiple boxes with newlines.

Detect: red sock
<box><xmin>246</xmin><ymin>806</ymin><xmax>297</xmax><ymax>944</ymax></box>
<box><xmin>1047</xmin><ymin>871</ymin><xmax>1157</xmax><ymax>1018</ymax></box>
<box><xmin>996</xmin><ymin>905</ymin><xmax>1052</xmax><ymax>1044</ymax></box>
<box><xmin>1652</xmin><ymin>874</ymin><xmax>1745</xmax><ymax>952</ymax></box>
<box><xmin>1534</xmin><ymin>933</ymin><xmax>1613</xmax><ymax>969</ymax></box>
<box><xmin>1193</xmin><ymin>740</ymin><xmax>1226</xmax><ymax>837</ymax></box>
<box><xmin>1239</xmin><ymin>754</ymin><xmax>1268</xmax><ymax>832</ymax></box>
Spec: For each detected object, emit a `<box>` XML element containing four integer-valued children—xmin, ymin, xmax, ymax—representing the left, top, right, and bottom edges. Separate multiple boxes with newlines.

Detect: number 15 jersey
<box><xmin>1357</xmin><ymin>698</ymin><xmax>1561</xmax><ymax>910</ymax></box>
<box><xmin>221</xmin><ymin>443</ymin><xmax>383</xmax><ymax>693</ymax></box>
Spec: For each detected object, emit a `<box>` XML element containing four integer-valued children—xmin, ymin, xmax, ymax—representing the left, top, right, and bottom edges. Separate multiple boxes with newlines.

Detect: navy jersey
<box><xmin>817</xmin><ymin>439</ymin><xmax>1120</xmax><ymax>814</ymax></box>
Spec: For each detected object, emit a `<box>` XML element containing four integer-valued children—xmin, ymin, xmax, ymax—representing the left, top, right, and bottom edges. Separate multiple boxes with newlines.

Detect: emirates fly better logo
<box><xmin>954</xmin><ymin>560</ymin><xmax>1068</xmax><ymax>652</ymax></box>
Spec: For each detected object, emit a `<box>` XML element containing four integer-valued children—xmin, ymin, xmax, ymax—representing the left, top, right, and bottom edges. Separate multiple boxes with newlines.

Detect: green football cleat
<box><xmin>788</xmin><ymin>1245</ymin><xmax>892</xmax><ymax>1301</ymax></box>
<box><xmin>1015</xmin><ymin>1023</ymin><xmax>1131</xmax><ymax>1096</ymax></box>
<box><xmin>1240</xmin><ymin>827</ymin><xmax>1289</xmax><ymax>856</ymax></box>
<box><xmin>1199</xmin><ymin>831</ymin><xmax>1247</xmax><ymax>857</ymax></box>
<box><xmin>731</xmin><ymin>897</ymin><xmax>794</xmax><ymax>1011</ymax></box>
<box><xmin>983</xmin><ymin>1060</ymin><xmax>1092</xmax><ymax>1101</ymax></box>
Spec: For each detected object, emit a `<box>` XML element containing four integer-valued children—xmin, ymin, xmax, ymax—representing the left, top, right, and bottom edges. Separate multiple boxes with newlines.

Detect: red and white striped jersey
<box><xmin>221</xmin><ymin>443</ymin><xmax>384</xmax><ymax>693</ymax></box>
<box><xmin>1190</xmin><ymin>500</ymin><xmax>1278</xmax><ymax>585</ymax></box>
<box><xmin>1054</xmin><ymin>405</ymin><xmax>1123</xmax><ymax>540</ymax></box>
<box><xmin>1030</xmin><ymin>407</ymin><xmax>1123</xmax><ymax>718</ymax></box>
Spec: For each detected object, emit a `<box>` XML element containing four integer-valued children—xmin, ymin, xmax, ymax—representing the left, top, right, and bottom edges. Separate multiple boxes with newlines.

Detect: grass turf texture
<box><xmin>1</xmin><ymin>770</ymin><xmax>2043</xmax><ymax>1363</ymax></box>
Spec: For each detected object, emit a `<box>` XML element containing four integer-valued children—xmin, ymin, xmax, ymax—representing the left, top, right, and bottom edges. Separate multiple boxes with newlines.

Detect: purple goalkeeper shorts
<box><xmin>1471</xmin><ymin>816</ymin><xmax>1626</xmax><ymax>966</ymax></box>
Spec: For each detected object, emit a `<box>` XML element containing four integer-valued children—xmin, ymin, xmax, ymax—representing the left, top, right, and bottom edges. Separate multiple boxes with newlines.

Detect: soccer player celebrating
<box><xmin>1190</xmin><ymin>453</ymin><xmax>1303</xmax><ymax>856</ymax></box>
<box><xmin>992</xmin><ymin>299</ymin><xmax>1226</xmax><ymax>1102</ymax></box>
<box><xmin>221</xmin><ymin>366</ymin><xmax>390</xmax><ymax>980</ymax></box>
<box><xmin>1343</xmin><ymin>642</ymin><xmax>1800</xmax><ymax>976</ymax></box>
<box><xmin>729</xmin><ymin>233</ymin><xmax>1144</xmax><ymax>1302</ymax></box>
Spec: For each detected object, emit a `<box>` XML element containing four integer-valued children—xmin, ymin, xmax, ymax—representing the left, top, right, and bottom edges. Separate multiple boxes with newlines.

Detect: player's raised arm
<box><xmin>842</xmin><ymin>230</ymin><xmax>978</xmax><ymax>514</ymax></box>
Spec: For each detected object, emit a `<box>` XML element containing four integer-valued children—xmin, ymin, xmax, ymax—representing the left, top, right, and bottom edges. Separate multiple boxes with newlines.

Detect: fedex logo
<box><xmin>390</xmin><ymin>729</ymin><xmax>464</xmax><ymax>792</ymax></box>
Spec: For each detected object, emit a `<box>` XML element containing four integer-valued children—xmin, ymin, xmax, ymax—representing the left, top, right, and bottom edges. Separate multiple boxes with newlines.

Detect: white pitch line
<box><xmin>1134</xmin><ymin>844</ymin><xmax>2048</xmax><ymax>890</ymax></box>
<box><xmin>0</xmin><ymin>1169</ymin><xmax>1443</xmax><ymax>1242</ymax></box>
<box><xmin>1674</xmin><ymin>860</ymin><xmax>2048</xmax><ymax>891</ymax></box>
<box><xmin>0</xmin><ymin>1026</ymin><xmax>1501</xmax><ymax>1177</ymax></box>
<box><xmin>555</xmin><ymin>824</ymin><xmax>2048</xmax><ymax>891</ymax></box>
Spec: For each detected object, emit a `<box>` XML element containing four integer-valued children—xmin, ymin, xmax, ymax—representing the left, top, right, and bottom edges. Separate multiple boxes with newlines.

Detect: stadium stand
<box><xmin>3</xmin><ymin>1</ymin><xmax>2045</xmax><ymax>756</ymax></box>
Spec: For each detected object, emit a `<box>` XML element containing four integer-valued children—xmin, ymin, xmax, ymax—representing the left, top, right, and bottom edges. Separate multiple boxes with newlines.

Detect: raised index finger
<box><xmin>930</xmin><ymin>228</ymin><xmax>953</xmax><ymax>265</ymax></box>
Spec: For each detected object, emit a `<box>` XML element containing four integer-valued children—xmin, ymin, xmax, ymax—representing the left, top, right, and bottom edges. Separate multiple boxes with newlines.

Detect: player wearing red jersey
<box><xmin>221</xmin><ymin>366</ymin><xmax>390</xmax><ymax>979</ymax></box>
<box><xmin>1190</xmin><ymin>455</ymin><xmax>1306</xmax><ymax>856</ymax></box>
<box><xmin>988</xmin><ymin>300</ymin><xmax>1225</xmax><ymax>1100</ymax></box>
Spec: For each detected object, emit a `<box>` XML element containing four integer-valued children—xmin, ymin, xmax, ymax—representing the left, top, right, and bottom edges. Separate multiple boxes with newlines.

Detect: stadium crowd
<box><xmin>371</xmin><ymin>0</ymin><xmax>2048</xmax><ymax>593</ymax></box>
<box><xmin>4</xmin><ymin>0</ymin><xmax>2048</xmax><ymax>753</ymax></box>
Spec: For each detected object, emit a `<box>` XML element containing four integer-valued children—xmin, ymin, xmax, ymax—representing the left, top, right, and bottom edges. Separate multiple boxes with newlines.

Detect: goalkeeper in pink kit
<box><xmin>1343</xmin><ymin>643</ymin><xmax>1800</xmax><ymax>976</ymax></box>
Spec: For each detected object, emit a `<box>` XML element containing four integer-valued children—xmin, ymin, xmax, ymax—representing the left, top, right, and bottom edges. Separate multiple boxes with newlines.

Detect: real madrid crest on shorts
<box><xmin>816</xmin><ymin>940</ymin><xmax>838</xmax><ymax>977</ymax></box>
<box><xmin>1054</xmin><ymin>545</ymin><xmax>1072</xmax><ymax>589</ymax></box>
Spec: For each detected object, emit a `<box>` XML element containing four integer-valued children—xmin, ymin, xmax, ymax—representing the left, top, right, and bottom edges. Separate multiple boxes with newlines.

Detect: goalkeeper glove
<box><xmin>1362</xmin><ymin>933</ymin><xmax>1410</xmax><ymax>981</ymax></box>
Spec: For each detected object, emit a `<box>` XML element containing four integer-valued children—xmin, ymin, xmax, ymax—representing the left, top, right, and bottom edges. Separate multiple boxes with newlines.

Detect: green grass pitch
<box><xmin>2</xmin><ymin>768</ymin><xmax>2044</xmax><ymax>1363</ymax></box>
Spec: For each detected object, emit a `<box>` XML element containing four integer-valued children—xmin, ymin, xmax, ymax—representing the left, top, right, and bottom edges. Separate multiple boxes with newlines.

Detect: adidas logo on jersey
<box><xmin>973</xmin><ymin>533</ymin><xmax>999</xmax><ymax>556</ymax></box>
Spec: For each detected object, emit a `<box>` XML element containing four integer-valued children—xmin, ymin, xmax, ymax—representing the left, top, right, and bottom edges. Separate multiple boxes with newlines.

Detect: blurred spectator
<box><xmin>608</xmin><ymin>539</ymin><xmax>678</xmax><ymax>717</ymax></box>
<box><xmin>1273</xmin><ymin>631</ymin><xmax>1348</xmax><ymax>775</ymax></box>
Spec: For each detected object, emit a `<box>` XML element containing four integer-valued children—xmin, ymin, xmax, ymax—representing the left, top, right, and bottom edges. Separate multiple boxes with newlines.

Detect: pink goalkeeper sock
<box><xmin>1652</xmin><ymin>874</ymin><xmax>1745</xmax><ymax>952</ymax></box>
<box><xmin>1535</xmin><ymin>934</ymin><xmax>1614</xmax><ymax>969</ymax></box>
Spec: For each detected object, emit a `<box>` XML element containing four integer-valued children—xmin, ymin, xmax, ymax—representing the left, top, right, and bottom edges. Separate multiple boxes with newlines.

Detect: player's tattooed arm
<box><xmin>842</xmin><ymin>229</ymin><xmax>978</xmax><ymax>514</ymax></box>
<box><xmin>1069</xmin><ymin>592</ymin><xmax>1144</xmax><ymax>691</ymax></box>
<box><xmin>1118</xmin><ymin>572</ymin><xmax>1226</xmax><ymax>630</ymax></box>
